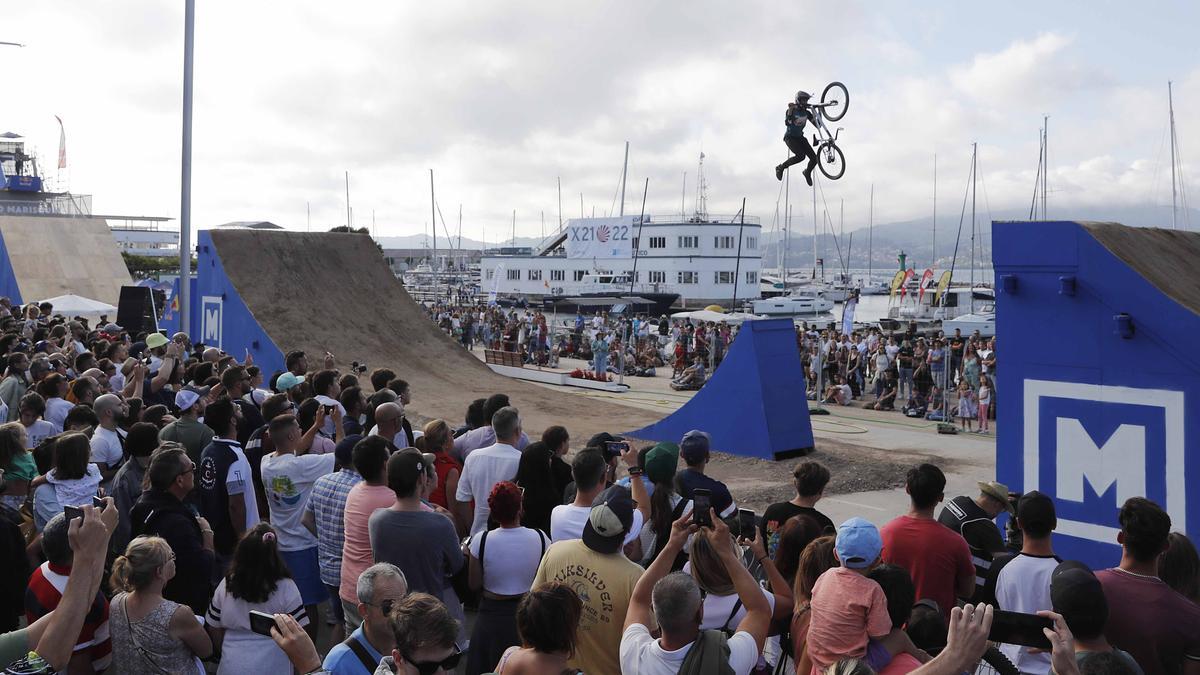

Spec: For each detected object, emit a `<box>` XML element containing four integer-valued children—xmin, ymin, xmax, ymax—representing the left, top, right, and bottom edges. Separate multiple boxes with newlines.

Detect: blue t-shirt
<box><xmin>323</xmin><ymin>626</ymin><xmax>383</xmax><ymax>675</ymax></box>
<box><xmin>675</xmin><ymin>469</ymin><xmax>736</xmax><ymax>518</ymax></box>
<box><xmin>784</xmin><ymin>106</ymin><xmax>810</xmax><ymax>138</ymax></box>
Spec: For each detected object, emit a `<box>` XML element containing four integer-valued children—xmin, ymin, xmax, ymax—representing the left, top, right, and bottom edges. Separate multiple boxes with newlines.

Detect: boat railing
<box><xmin>639</xmin><ymin>214</ymin><xmax>761</xmax><ymax>225</ymax></box>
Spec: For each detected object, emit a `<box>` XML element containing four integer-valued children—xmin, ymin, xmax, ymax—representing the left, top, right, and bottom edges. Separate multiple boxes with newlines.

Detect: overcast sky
<box><xmin>3</xmin><ymin>1</ymin><xmax>1197</xmax><ymax>242</ymax></box>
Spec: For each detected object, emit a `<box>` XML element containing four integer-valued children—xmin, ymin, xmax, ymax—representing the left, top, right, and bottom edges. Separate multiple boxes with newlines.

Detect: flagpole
<box><xmin>179</xmin><ymin>0</ymin><xmax>195</xmax><ymax>337</ymax></box>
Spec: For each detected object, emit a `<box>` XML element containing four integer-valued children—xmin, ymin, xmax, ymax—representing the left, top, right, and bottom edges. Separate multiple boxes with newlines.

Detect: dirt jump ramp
<box><xmin>196</xmin><ymin>228</ymin><xmax>658</xmax><ymax>440</ymax></box>
<box><xmin>0</xmin><ymin>215</ymin><xmax>131</xmax><ymax>306</ymax></box>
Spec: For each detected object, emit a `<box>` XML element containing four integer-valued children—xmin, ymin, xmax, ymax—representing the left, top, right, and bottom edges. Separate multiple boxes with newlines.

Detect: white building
<box><xmin>481</xmin><ymin>214</ymin><xmax>762</xmax><ymax>307</ymax></box>
<box><xmin>108</xmin><ymin>216</ymin><xmax>179</xmax><ymax>257</ymax></box>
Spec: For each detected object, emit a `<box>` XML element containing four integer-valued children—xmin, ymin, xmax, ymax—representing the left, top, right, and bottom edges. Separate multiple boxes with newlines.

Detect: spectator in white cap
<box><xmin>533</xmin><ymin>485</ymin><xmax>644</xmax><ymax>675</ymax></box>
<box><xmin>158</xmin><ymin>385</ymin><xmax>214</xmax><ymax>465</ymax></box>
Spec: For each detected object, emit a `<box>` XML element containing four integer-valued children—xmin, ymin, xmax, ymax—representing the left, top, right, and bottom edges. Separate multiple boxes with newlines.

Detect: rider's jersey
<box><xmin>785</xmin><ymin>105</ymin><xmax>812</xmax><ymax>138</ymax></box>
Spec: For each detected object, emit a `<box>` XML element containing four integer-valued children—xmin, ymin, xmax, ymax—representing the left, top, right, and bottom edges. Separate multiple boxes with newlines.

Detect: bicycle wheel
<box><xmin>821</xmin><ymin>81</ymin><xmax>849</xmax><ymax>122</ymax></box>
<box><xmin>977</xmin><ymin>645</ymin><xmax>1019</xmax><ymax>675</ymax></box>
<box><xmin>818</xmin><ymin>142</ymin><xmax>846</xmax><ymax>180</ymax></box>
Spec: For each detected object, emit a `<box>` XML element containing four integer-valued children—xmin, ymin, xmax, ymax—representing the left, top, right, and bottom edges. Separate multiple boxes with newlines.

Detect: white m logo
<box><xmin>1055</xmin><ymin>419</ymin><xmax>1145</xmax><ymax>504</ymax></box>
<box><xmin>201</xmin><ymin>297</ymin><xmax>222</xmax><ymax>348</ymax></box>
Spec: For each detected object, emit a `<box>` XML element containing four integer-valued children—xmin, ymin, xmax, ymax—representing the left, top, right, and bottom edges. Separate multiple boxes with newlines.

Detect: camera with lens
<box><xmin>351</xmin><ymin>360</ymin><xmax>368</xmax><ymax>374</ymax></box>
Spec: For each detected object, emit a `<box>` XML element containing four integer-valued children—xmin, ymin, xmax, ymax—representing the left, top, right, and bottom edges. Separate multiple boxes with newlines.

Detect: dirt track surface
<box><xmin>1082</xmin><ymin>222</ymin><xmax>1200</xmax><ymax>315</ymax></box>
<box><xmin>211</xmin><ymin>229</ymin><xmax>660</xmax><ymax>440</ymax></box>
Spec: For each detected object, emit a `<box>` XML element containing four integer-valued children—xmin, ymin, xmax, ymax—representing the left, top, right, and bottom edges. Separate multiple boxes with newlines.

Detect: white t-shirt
<box><xmin>455</xmin><ymin>442</ymin><xmax>522</xmax><ymax>535</ymax></box>
<box><xmin>697</xmin><ymin>586</ymin><xmax>776</xmax><ymax>632</ymax></box>
<box><xmin>45</xmin><ymin>398</ymin><xmax>73</xmax><ymax>432</ymax></box>
<box><xmin>619</xmin><ymin>623</ymin><xmax>759</xmax><ymax>675</ymax></box>
<box><xmin>313</xmin><ymin>394</ymin><xmax>346</xmax><ymax>438</ymax></box>
<box><xmin>468</xmin><ymin>526</ymin><xmax>549</xmax><ymax>596</ymax></box>
<box><xmin>24</xmin><ymin>419</ymin><xmax>57</xmax><ymax>449</ymax></box>
<box><xmin>550</xmin><ymin>503</ymin><xmax>644</xmax><ymax>546</ymax></box>
<box><xmin>90</xmin><ymin>426</ymin><xmax>126</xmax><ymax>469</ymax></box>
<box><xmin>222</xmin><ymin>441</ymin><xmax>260</xmax><ymax>531</ymax></box>
<box><xmin>206</xmin><ymin>576</ymin><xmax>308</xmax><ymax>675</ymax></box>
<box><xmin>996</xmin><ymin>553</ymin><xmax>1059</xmax><ymax>675</ymax></box>
<box><xmin>260</xmin><ymin>451</ymin><xmax>337</xmax><ymax>551</ymax></box>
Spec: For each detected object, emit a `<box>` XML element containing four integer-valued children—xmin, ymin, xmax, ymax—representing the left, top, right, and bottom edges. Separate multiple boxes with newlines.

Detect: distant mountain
<box><xmin>375</xmin><ymin>233</ymin><xmax>545</xmax><ymax>251</ymax></box>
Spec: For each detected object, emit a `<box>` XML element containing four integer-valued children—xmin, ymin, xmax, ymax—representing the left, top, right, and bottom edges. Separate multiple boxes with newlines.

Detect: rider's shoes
<box><xmin>803</xmin><ymin>170</ymin><xmax>814</xmax><ymax>186</ymax></box>
<box><xmin>775</xmin><ymin>165</ymin><xmax>784</xmax><ymax>181</ymax></box>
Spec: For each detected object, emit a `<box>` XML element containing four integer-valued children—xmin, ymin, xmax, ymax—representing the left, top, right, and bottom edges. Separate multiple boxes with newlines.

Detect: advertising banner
<box><xmin>565</xmin><ymin>216</ymin><xmax>636</xmax><ymax>259</ymax></box>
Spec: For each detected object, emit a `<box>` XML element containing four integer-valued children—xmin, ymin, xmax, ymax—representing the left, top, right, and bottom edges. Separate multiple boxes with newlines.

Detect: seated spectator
<box><xmin>1096</xmin><ymin>498</ymin><xmax>1200</xmax><ymax>674</ymax></box>
<box><xmin>1049</xmin><ymin>561</ymin><xmax>1143</xmax><ymax>675</ymax></box>
<box><xmin>323</xmin><ymin>562</ymin><xmax>408</xmax><ymax>675</ymax></box>
<box><xmin>372</xmin><ymin>593</ymin><xmax>461</xmax><ymax>675</ymax></box>
<box><xmin>534</xmin><ymin>485</ymin><xmax>643</xmax><ymax>675</ymax></box>
<box><xmin>464</xmin><ymin>481</ymin><xmax>551</xmax><ymax>674</ymax></box>
<box><xmin>762</xmin><ymin>460</ymin><xmax>835</xmax><ymax>554</ymax></box>
<box><xmin>674</xmin><ymin>430</ymin><xmax>737</xmax><ymax>520</ymax></box>
<box><xmin>619</xmin><ymin>510</ymin><xmax>770</xmax><ymax>675</ymax></box>
<box><xmin>1157</xmin><ymin>532</ymin><xmax>1200</xmax><ymax>604</ymax></box>
<box><xmin>494</xmin><ymin>582</ymin><xmax>583</xmax><ymax>675</ymax></box>
<box><xmin>881</xmin><ymin>464</ymin><xmax>975</xmax><ymax>621</ymax></box>
<box><xmin>108</xmin><ymin>535</ymin><xmax>212</xmax><ymax>672</ymax></box>
<box><xmin>206</xmin><ymin>523</ymin><xmax>309</xmax><ymax>674</ymax></box>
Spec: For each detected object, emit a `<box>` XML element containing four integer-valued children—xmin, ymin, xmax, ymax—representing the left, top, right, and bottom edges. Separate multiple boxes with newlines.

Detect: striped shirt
<box><xmin>305</xmin><ymin>468</ymin><xmax>362</xmax><ymax>586</ymax></box>
<box><xmin>24</xmin><ymin>561</ymin><xmax>112</xmax><ymax>671</ymax></box>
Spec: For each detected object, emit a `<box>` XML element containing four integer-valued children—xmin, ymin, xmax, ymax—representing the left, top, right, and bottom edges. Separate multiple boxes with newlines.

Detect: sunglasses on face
<box><xmin>402</xmin><ymin>646</ymin><xmax>462</xmax><ymax>675</ymax></box>
<box><xmin>369</xmin><ymin>598</ymin><xmax>396</xmax><ymax>616</ymax></box>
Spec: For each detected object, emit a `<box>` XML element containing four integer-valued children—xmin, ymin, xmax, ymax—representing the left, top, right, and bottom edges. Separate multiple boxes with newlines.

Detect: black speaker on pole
<box><xmin>117</xmin><ymin>286</ymin><xmax>160</xmax><ymax>337</ymax></box>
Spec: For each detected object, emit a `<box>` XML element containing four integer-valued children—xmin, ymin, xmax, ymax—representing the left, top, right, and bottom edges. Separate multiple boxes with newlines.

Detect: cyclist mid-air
<box><xmin>775</xmin><ymin>90</ymin><xmax>818</xmax><ymax>185</ymax></box>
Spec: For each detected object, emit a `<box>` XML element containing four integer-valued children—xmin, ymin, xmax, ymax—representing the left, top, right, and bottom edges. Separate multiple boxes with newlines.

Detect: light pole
<box><xmin>179</xmin><ymin>0</ymin><xmax>195</xmax><ymax>336</ymax></box>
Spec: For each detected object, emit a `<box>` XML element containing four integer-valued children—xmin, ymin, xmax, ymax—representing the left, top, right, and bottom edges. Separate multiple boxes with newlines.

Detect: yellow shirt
<box><xmin>533</xmin><ymin>539</ymin><xmax>643</xmax><ymax>675</ymax></box>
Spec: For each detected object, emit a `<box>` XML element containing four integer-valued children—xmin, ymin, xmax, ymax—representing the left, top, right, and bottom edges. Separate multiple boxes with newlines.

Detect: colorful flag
<box><xmin>54</xmin><ymin>116</ymin><xmax>66</xmax><ymax>169</ymax></box>
<box><xmin>918</xmin><ymin>268</ymin><xmax>934</xmax><ymax>302</ymax></box>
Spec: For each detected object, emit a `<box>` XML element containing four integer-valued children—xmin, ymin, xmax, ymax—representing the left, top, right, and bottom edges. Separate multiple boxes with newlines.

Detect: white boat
<box><xmin>942</xmin><ymin>303</ymin><xmax>996</xmax><ymax>337</ymax></box>
<box><xmin>752</xmin><ymin>288</ymin><xmax>835</xmax><ymax>316</ymax></box>
<box><xmin>877</xmin><ymin>286</ymin><xmax>993</xmax><ymax>331</ymax></box>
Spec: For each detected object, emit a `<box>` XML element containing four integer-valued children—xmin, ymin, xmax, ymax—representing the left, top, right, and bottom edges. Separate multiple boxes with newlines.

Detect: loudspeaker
<box><xmin>117</xmin><ymin>286</ymin><xmax>159</xmax><ymax>337</ymax></box>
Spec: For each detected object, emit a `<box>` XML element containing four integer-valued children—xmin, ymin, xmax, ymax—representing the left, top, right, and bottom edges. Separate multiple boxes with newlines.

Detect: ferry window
<box><xmin>746</xmin><ymin>271</ymin><xmax>757</xmax><ymax>284</ymax></box>
<box><xmin>746</xmin><ymin>237</ymin><xmax>757</xmax><ymax>250</ymax></box>
<box><xmin>574</xmin><ymin>270</ymin><xmax>587</xmax><ymax>281</ymax></box>
<box><xmin>678</xmin><ymin>271</ymin><xmax>698</xmax><ymax>284</ymax></box>
<box><xmin>649</xmin><ymin>271</ymin><xmax>666</xmax><ymax>284</ymax></box>
<box><xmin>507</xmin><ymin>269</ymin><xmax>521</xmax><ymax>281</ymax></box>
<box><xmin>649</xmin><ymin>236</ymin><xmax>667</xmax><ymax>249</ymax></box>
<box><xmin>486</xmin><ymin>269</ymin><xmax>494</xmax><ymax>280</ymax></box>
<box><xmin>714</xmin><ymin>236</ymin><xmax>735</xmax><ymax>249</ymax></box>
<box><xmin>528</xmin><ymin>270</ymin><xmax>542</xmax><ymax>281</ymax></box>
<box><xmin>551</xmin><ymin>269</ymin><xmax>565</xmax><ymax>281</ymax></box>
<box><xmin>714</xmin><ymin>271</ymin><xmax>735</xmax><ymax>284</ymax></box>
<box><xmin>677</xmin><ymin>235</ymin><xmax>698</xmax><ymax>249</ymax></box>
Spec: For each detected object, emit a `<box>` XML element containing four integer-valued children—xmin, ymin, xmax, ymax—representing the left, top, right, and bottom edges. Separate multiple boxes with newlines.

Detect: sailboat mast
<box><xmin>619</xmin><ymin>141</ymin><xmax>629</xmax><ymax>217</ymax></box>
<box><xmin>557</xmin><ymin>177</ymin><xmax>563</xmax><ymax>233</ymax></box>
<box><xmin>1170</xmin><ymin>81</ymin><xmax>1178</xmax><ymax>230</ymax></box>
<box><xmin>868</xmin><ymin>184</ymin><xmax>874</xmax><ymax>282</ymax></box>
<box><xmin>970</xmin><ymin>142</ymin><xmax>977</xmax><ymax>314</ymax></box>
<box><xmin>932</xmin><ymin>154</ymin><xmax>937</xmax><ymax>268</ymax></box>
<box><xmin>812</xmin><ymin>181</ymin><xmax>817</xmax><ymax>280</ymax></box>
<box><xmin>783</xmin><ymin>170</ymin><xmax>790</xmax><ymax>282</ymax></box>
<box><xmin>429</xmin><ymin>169</ymin><xmax>437</xmax><ymax>271</ymax></box>
<box><xmin>1043</xmin><ymin>116</ymin><xmax>1049</xmax><ymax>219</ymax></box>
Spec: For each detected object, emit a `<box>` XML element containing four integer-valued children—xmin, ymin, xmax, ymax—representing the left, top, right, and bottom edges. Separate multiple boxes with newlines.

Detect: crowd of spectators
<box><xmin>0</xmin><ymin>299</ymin><xmax>1195</xmax><ymax>675</ymax></box>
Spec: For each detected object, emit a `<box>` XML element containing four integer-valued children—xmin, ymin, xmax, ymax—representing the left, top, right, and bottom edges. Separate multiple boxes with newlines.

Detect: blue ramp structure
<box><xmin>627</xmin><ymin>318</ymin><xmax>814</xmax><ymax>460</ymax></box>
<box><xmin>994</xmin><ymin>220</ymin><xmax>1200</xmax><ymax>569</ymax></box>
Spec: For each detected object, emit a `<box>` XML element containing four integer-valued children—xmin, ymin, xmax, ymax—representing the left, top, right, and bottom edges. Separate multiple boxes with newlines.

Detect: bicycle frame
<box><xmin>805</xmin><ymin>105</ymin><xmax>842</xmax><ymax>146</ymax></box>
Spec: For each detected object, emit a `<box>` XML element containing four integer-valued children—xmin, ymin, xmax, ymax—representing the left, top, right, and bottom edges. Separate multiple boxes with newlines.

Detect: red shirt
<box><xmin>880</xmin><ymin>515</ymin><xmax>974</xmax><ymax>619</ymax></box>
<box><xmin>24</xmin><ymin>561</ymin><xmax>112</xmax><ymax>671</ymax></box>
<box><xmin>429</xmin><ymin>451</ymin><xmax>462</xmax><ymax>509</ymax></box>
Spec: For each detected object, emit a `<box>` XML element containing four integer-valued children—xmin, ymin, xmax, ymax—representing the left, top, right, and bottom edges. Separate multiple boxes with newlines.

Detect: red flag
<box><xmin>918</xmin><ymin>268</ymin><xmax>934</xmax><ymax>302</ymax></box>
<box><xmin>54</xmin><ymin>115</ymin><xmax>66</xmax><ymax>169</ymax></box>
<box><xmin>899</xmin><ymin>269</ymin><xmax>915</xmax><ymax>299</ymax></box>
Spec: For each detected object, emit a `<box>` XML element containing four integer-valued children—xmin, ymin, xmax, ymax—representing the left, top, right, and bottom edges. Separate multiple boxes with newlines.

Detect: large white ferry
<box><xmin>480</xmin><ymin>212</ymin><xmax>763</xmax><ymax>311</ymax></box>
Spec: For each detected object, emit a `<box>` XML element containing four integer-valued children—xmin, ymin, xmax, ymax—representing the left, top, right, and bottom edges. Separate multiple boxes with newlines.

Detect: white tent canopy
<box><xmin>37</xmin><ymin>293</ymin><xmax>118</xmax><ymax>316</ymax></box>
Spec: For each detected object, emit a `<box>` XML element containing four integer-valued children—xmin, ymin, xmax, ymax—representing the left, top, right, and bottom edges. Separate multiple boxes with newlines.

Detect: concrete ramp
<box><xmin>195</xmin><ymin>229</ymin><xmax>659</xmax><ymax>438</ymax></box>
<box><xmin>0</xmin><ymin>216</ymin><xmax>131</xmax><ymax>306</ymax></box>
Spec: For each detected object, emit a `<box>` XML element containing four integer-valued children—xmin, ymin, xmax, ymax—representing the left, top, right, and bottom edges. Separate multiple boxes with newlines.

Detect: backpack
<box><xmin>677</xmin><ymin>629</ymin><xmax>735</xmax><ymax>675</ymax></box>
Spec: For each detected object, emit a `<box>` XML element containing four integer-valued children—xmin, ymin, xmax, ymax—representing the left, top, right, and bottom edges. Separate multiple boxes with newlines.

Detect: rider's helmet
<box><xmin>795</xmin><ymin>90</ymin><xmax>811</xmax><ymax>104</ymax></box>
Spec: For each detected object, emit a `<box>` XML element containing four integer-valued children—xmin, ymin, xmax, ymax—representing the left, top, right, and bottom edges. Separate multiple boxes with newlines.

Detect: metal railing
<box><xmin>0</xmin><ymin>193</ymin><xmax>92</xmax><ymax>216</ymax></box>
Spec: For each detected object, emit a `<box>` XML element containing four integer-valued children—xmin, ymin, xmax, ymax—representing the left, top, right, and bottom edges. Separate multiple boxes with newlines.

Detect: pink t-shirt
<box><xmin>878</xmin><ymin>653</ymin><xmax>923</xmax><ymax>675</ymax></box>
<box><xmin>808</xmin><ymin>566</ymin><xmax>892</xmax><ymax>671</ymax></box>
<box><xmin>339</xmin><ymin>482</ymin><xmax>397</xmax><ymax>602</ymax></box>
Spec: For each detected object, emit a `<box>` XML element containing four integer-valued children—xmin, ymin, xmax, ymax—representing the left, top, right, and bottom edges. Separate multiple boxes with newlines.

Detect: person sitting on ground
<box><xmin>494</xmin><ymin>582</ymin><xmax>583</xmax><ymax>675</ymax></box>
<box><xmin>365</xmin><ymin>593</ymin><xmax>460</xmax><ymax>675</ymax></box>
<box><xmin>620</xmin><ymin>508</ymin><xmax>771</xmax><ymax>675</ymax></box>
<box><xmin>869</xmin><ymin>369</ymin><xmax>898</xmax><ymax>411</ymax></box>
<box><xmin>534</xmin><ymin>485</ymin><xmax>644</xmax><ymax>675</ymax></box>
<box><xmin>322</xmin><ymin>563</ymin><xmax>408</xmax><ymax>675</ymax></box>
<box><xmin>464</xmin><ymin>481</ymin><xmax>551</xmax><ymax>675</ymax></box>
<box><xmin>671</xmin><ymin>356</ymin><xmax>707</xmax><ymax>389</ymax></box>
<box><xmin>206</xmin><ymin>523</ymin><xmax>309</xmax><ymax>674</ymax></box>
<box><xmin>108</xmin><ymin>536</ymin><xmax>212</xmax><ymax>673</ymax></box>
<box><xmin>762</xmin><ymin>460</ymin><xmax>835</xmax><ymax>554</ymax></box>
<box><xmin>936</xmin><ymin>480</ymin><xmax>1013</xmax><ymax>604</ymax></box>
<box><xmin>1049</xmin><ymin>561</ymin><xmax>1144</xmax><ymax>675</ymax></box>
<box><xmin>1157</xmin><ymin>532</ymin><xmax>1200</xmax><ymax>604</ymax></box>
<box><xmin>808</xmin><ymin>517</ymin><xmax>928</xmax><ymax>674</ymax></box>
<box><xmin>1095</xmin><ymin>497</ymin><xmax>1200</xmax><ymax>675</ymax></box>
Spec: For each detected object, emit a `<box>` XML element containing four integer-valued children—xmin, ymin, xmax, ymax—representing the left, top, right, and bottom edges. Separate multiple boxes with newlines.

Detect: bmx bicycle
<box><xmin>806</xmin><ymin>81</ymin><xmax>849</xmax><ymax>180</ymax></box>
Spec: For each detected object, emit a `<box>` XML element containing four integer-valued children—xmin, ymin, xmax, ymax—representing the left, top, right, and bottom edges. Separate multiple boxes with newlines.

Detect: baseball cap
<box><xmin>276</xmin><ymin>372</ymin><xmax>304</xmax><ymax>392</ymax></box>
<box><xmin>680</xmin><ymin>429</ymin><xmax>711</xmax><ymax>463</ymax></box>
<box><xmin>977</xmin><ymin>481</ymin><xmax>1015</xmax><ymax>514</ymax></box>
<box><xmin>101</xmin><ymin>323</ymin><xmax>123</xmax><ymax>334</ymax></box>
<box><xmin>1017</xmin><ymin>490</ymin><xmax>1056</xmax><ymax>532</ymax></box>
<box><xmin>644</xmin><ymin>442</ymin><xmax>680</xmax><ymax>484</ymax></box>
<box><xmin>1050</xmin><ymin>562</ymin><xmax>1107</xmax><ymax>630</ymax></box>
<box><xmin>174</xmin><ymin>385</ymin><xmax>211</xmax><ymax>412</ymax></box>
<box><xmin>582</xmin><ymin>485</ymin><xmax>635</xmax><ymax>554</ymax></box>
<box><xmin>586</xmin><ymin>432</ymin><xmax>624</xmax><ymax>450</ymax></box>
<box><xmin>145</xmin><ymin>333</ymin><xmax>169</xmax><ymax>350</ymax></box>
<box><xmin>836</xmin><ymin>517</ymin><xmax>883</xmax><ymax>569</ymax></box>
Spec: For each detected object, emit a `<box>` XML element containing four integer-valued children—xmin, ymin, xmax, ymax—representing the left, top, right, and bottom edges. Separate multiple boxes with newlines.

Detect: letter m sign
<box><xmin>201</xmin><ymin>296</ymin><xmax>223</xmax><ymax>349</ymax></box>
<box><xmin>1023</xmin><ymin>379</ymin><xmax>1186</xmax><ymax>544</ymax></box>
